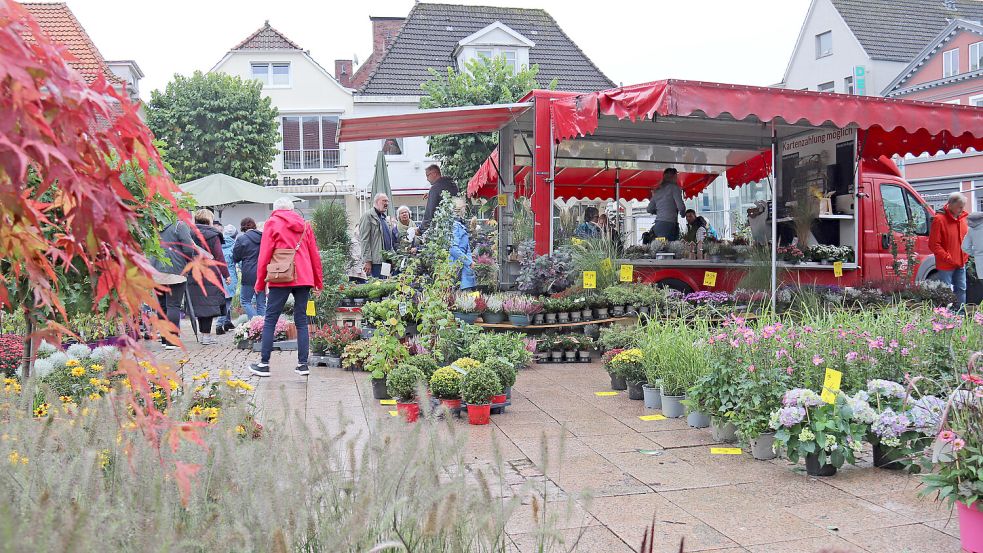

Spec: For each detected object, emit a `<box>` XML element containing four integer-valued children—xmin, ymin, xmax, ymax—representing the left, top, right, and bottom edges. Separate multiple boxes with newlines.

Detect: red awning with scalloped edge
<box><xmin>337</xmin><ymin>102</ymin><xmax>532</xmax><ymax>142</ymax></box>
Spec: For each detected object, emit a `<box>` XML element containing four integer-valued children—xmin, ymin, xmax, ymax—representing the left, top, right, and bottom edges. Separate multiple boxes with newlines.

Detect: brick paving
<box><xmin>154</xmin><ymin>328</ymin><xmax>961</xmax><ymax>553</ymax></box>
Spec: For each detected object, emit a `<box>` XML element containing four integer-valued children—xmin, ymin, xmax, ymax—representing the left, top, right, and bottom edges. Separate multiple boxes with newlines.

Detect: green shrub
<box><xmin>429</xmin><ymin>366</ymin><xmax>462</xmax><ymax>399</ymax></box>
<box><xmin>482</xmin><ymin>356</ymin><xmax>516</xmax><ymax>389</ymax></box>
<box><xmin>460</xmin><ymin>366</ymin><xmax>501</xmax><ymax>405</ymax></box>
<box><xmin>407</xmin><ymin>355</ymin><xmax>440</xmax><ymax>380</ymax></box>
<box><xmin>467</xmin><ymin>332</ymin><xmax>531</xmax><ymax>368</ymax></box>
<box><xmin>386</xmin><ymin>363</ymin><xmax>426</xmax><ymax>401</ymax></box>
<box><xmin>598</xmin><ymin>325</ymin><xmax>639</xmax><ymax>351</ymax></box>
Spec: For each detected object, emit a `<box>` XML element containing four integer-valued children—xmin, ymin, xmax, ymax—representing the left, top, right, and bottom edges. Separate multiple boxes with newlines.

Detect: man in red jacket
<box><xmin>250</xmin><ymin>198</ymin><xmax>324</xmax><ymax>377</ymax></box>
<box><xmin>928</xmin><ymin>192</ymin><xmax>969</xmax><ymax>311</ymax></box>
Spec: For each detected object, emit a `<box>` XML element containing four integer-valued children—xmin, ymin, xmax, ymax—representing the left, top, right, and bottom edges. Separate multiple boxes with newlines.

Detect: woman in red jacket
<box><xmin>928</xmin><ymin>192</ymin><xmax>969</xmax><ymax>311</ymax></box>
<box><xmin>250</xmin><ymin>198</ymin><xmax>323</xmax><ymax>377</ymax></box>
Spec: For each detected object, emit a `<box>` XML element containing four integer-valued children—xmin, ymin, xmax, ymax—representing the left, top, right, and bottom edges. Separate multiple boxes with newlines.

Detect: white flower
<box><xmin>66</xmin><ymin>343</ymin><xmax>91</xmax><ymax>360</ymax></box>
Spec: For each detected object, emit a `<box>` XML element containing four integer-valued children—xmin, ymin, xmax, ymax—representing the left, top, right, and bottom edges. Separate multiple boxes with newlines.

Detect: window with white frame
<box><xmin>943</xmin><ymin>49</ymin><xmax>959</xmax><ymax>77</ymax></box>
<box><xmin>969</xmin><ymin>94</ymin><xmax>983</xmax><ymax>107</ymax></box>
<box><xmin>971</xmin><ymin>41</ymin><xmax>983</xmax><ymax>71</ymax></box>
<box><xmin>473</xmin><ymin>47</ymin><xmax>519</xmax><ymax>72</ymax></box>
<box><xmin>817</xmin><ymin>81</ymin><xmax>835</xmax><ymax>92</ymax></box>
<box><xmin>251</xmin><ymin>62</ymin><xmax>290</xmax><ymax>87</ymax></box>
<box><xmin>281</xmin><ymin>115</ymin><xmax>340</xmax><ymax>170</ymax></box>
<box><xmin>815</xmin><ymin>31</ymin><xmax>832</xmax><ymax>58</ymax></box>
<box><xmin>844</xmin><ymin>76</ymin><xmax>854</xmax><ymax>94</ymax></box>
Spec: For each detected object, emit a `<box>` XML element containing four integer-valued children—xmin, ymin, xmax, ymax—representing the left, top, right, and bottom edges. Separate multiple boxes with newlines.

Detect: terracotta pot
<box><xmin>396</xmin><ymin>401</ymin><xmax>419</xmax><ymax>422</ymax></box>
<box><xmin>467</xmin><ymin>404</ymin><xmax>491</xmax><ymax>425</ymax></box>
<box><xmin>285</xmin><ymin>322</ymin><xmax>298</xmax><ymax>340</ymax></box>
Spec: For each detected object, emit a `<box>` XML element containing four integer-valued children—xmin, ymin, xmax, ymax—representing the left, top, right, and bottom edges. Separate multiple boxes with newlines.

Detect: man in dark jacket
<box><xmin>232</xmin><ymin>217</ymin><xmax>265</xmax><ymax>318</ymax></box>
<box><xmin>419</xmin><ymin>164</ymin><xmax>458</xmax><ymax>235</ymax></box>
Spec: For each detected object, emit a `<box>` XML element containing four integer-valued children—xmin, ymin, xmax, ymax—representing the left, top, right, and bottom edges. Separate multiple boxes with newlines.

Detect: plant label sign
<box><xmin>594</xmin><ymin>391</ymin><xmax>618</xmax><ymax>396</ymax></box>
<box><xmin>398</xmin><ymin>302</ymin><xmax>408</xmax><ymax>316</ymax></box>
<box><xmin>497</xmin><ymin>193</ymin><xmax>508</xmax><ymax>207</ymax></box>
<box><xmin>703</xmin><ymin>271</ymin><xmax>718</xmax><ymax>287</ymax></box>
<box><xmin>620</xmin><ymin>264</ymin><xmax>634</xmax><ymax>282</ymax></box>
<box><xmin>638</xmin><ymin>414</ymin><xmax>666</xmax><ymax>421</ymax></box>
<box><xmin>833</xmin><ymin>261</ymin><xmax>843</xmax><ymax>278</ymax></box>
<box><xmin>306</xmin><ymin>300</ymin><xmax>316</xmax><ymax>316</ymax></box>
<box><xmin>381</xmin><ymin>263</ymin><xmax>392</xmax><ymax>277</ymax></box>
<box><xmin>379</xmin><ymin>399</ymin><xmax>397</xmax><ymax>405</ymax></box>
<box><xmin>388</xmin><ymin>410</ymin><xmax>398</xmax><ymax>417</ymax></box>
<box><xmin>710</xmin><ymin>447</ymin><xmax>743</xmax><ymax>455</ymax></box>
<box><xmin>583</xmin><ymin>271</ymin><xmax>597</xmax><ymax>289</ymax></box>
<box><xmin>821</xmin><ymin>368</ymin><xmax>842</xmax><ymax>404</ymax></box>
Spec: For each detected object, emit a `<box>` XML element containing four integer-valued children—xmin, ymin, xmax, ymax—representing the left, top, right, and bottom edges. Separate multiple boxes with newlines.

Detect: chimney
<box><xmin>335</xmin><ymin>60</ymin><xmax>353</xmax><ymax>87</ymax></box>
<box><xmin>370</xmin><ymin>16</ymin><xmax>405</xmax><ymax>58</ymax></box>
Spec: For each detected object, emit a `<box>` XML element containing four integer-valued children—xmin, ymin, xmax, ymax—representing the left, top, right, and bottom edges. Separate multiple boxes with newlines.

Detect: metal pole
<box><xmin>770</xmin><ymin>125</ymin><xmax>778</xmax><ymax>312</ymax></box>
<box><xmin>549</xmin><ymin>99</ymin><xmax>556</xmax><ymax>255</ymax></box>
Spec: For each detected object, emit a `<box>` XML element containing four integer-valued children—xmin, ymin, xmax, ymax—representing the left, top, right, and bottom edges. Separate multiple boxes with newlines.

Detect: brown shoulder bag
<box><xmin>266</xmin><ymin>233</ymin><xmax>303</xmax><ymax>284</ymax></box>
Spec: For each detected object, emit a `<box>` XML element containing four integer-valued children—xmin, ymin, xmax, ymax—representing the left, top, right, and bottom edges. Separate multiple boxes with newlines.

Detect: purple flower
<box><xmin>908</xmin><ymin>396</ymin><xmax>944</xmax><ymax>434</ymax></box>
<box><xmin>783</xmin><ymin>388</ymin><xmax>823</xmax><ymax>407</ymax></box>
<box><xmin>867</xmin><ymin>379</ymin><xmax>906</xmax><ymax>400</ymax></box>
<box><xmin>777</xmin><ymin>405</ymin><xmax>806</xmax><ymax>427</ymax></box>
<box><xmin>872</xmin><ymin>408</ymin><xmax>910</xmax><ymax>439</ymax></box>
<box><xmin>845</xmin><ymin>351</ymin><xmax>859</xmax><ymax>362</ymax></box>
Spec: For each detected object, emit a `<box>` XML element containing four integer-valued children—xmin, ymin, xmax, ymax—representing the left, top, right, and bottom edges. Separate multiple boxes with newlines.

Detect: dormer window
<box><xmin>476</xmin><ymin>47</ymin><xmax>518</xmax><ymax>72</ymax></box>
<box><xmin>455</xmin><ymin>21</ymin><xmax>534</xmax><ymax>75</ymax></box>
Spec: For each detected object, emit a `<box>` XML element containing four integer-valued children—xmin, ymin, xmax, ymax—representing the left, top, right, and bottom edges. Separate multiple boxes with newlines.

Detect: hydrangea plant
<box><xmin>770</xmin><ymin>388</ymin><xmax>870</xmax><ymax>469</ymax></box>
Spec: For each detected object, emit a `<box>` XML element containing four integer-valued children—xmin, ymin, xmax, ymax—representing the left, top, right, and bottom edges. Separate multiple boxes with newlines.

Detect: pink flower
<box><xmin>748</xmin><ymin>365</ymin><xmax>756</xmax><ymax>373</ymax></box>
<box><xmin>900</xmin><ymin>348</ymin><xmax>910</xmax><ymax>356</ymax></box>
<box><xmin>845</xmin><ymin>351</ymin><xmax>859</xmax><ymax>362</ymax></box>
<box><xmin>889</xmin><ymin>340</ymin><xmax>899</xmax><ymax>348</ymax></box>
<box><xmin>812</xmin><ymin>355</ymin><xmax>824</xmax><ymax>366</ymax></box>
<box><xmin>951</xmin><ymin>438</ymin><xmax>966</xmax><ymax>451</ymax></box>
<box><xmin>961</xmin><ymin>374</ymin><xmax>983</xmax><ymax>386</ymax></box>
<box><xmin>786</xmin><ymin>366</ymin><xmax>794</xmax><ymax>375</ymax></box>
<box><xmin>938</xmin><ymin>430</ymin><xmax>956</xmax><ymax>443</ymax></box>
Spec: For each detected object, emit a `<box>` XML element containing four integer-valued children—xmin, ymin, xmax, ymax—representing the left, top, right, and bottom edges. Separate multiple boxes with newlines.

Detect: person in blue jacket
<box><xmin>215</xmin><ymin>224</ymin><xmax>239</xmax><ymax>333</ymax></box>
<box><xmin>450</xmin><ymin>197</ymin><xmax>476</xmax><ymax>290</ymax></box>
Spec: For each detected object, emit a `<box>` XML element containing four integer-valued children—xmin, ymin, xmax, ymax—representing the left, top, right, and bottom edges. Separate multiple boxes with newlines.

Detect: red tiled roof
<box><xmin>232</xmin><ymin>20</ymin><xmax>302</xmax><ymax>51</ymax></box>
<box><xmin>20</xmin><ymin>2</ymin><xmax>125</xmax><ymax>86</ymax></box>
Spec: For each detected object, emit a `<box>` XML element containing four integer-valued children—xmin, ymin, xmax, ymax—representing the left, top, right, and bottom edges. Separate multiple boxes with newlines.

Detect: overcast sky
<box><xmin>64</xmin><ymin>0</ymin><xmax>811</xmax><ymax>101</ymax></box>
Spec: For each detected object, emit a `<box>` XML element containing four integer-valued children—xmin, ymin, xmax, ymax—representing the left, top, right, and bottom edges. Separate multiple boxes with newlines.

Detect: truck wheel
<box><xmin>655</xmin><ymin>279</ymin><xmax>693</xmax><ymax>295</ymax></box>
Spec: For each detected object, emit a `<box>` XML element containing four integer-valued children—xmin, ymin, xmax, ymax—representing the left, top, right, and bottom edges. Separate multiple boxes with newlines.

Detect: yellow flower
<box><xmin>219</xmin><ymin>369</ymin><xmax>233</xmax><ymax>379</ymax></box>
<box><xmin>121</xmin><ymin>379</ymin><xmax>131</xmax><ymax>390</ymax></box>
<box><xmin>125</xmin><ymin>421</ymin><xmax>137</xmax><ymax>430</ymax></box>
<box><xmin>66</xmin><ymin>359</ymin><xmax>81</xmax><ymax>368</ymax></box>
<box><xmin>189</xmin><ymin>405</ymin><xmax>204</xmax><ymax>417</ymax></box>
<box><xmin>89</xmin><ymin>364</ymin><xmax>104</xmax><ymax>372</ymax></box>
<box><xmin>194</xmin><ymin>385</ymin><xmax>204</xmax><ymax>393</ymax></box>
<box><xmin>238</xmin><ymin>381</ymin><xmax>254</xmax><ymax>392</ymax></box>
<box><xmin>387</xmin><ymin>317</ymin><xmax>399</xmax><ymax>326</ymax></box>
<box><xmin>235</xmin><ymin>425</ymin><xmax>246</xmax><ymax>435</ymax></box>
<box><xmin>138</xmin><ymin>361</ymin><xmax>151</xmax><ymax>369</ymax></box>
<box><xmin>33</xmin><ymin>403</ymin><xmax>49</xmax><ymax>418</ymax></box>
<box><xmin>204</xmin><ymin>407</ymin><xmax>220</xmax><ymax>422</ymax></box>
<box><xmin>178</xmin><ymin>358</ymin><xmax>190</xmax><ymax>366</ymax></box>
<box><xmin>88</xmin><ymin>393</ymin><xmax>101</xmax><ymax>402</ymax></box>
<box><xmin>8</xmin><ymin>451</ymin><xmax>27</xmax><ymax>465</ymax></box>
<box><xmin>59</xmin><ymin>395</ymin><xmax>73</xmax><ymax>403</ymax></box>
<box><xmin>151</xmin><ymin>391</ymin><xmax>162</xmax><ymax>400</ymax></box>
<box><xmin>192</xmin><ymin>371</ymin><xmax>209</xmax><ymax>381</ymax></box>
<box><xmin>70</xmin><ymin>367</ymin><xmax>86</xmax><ymax>377</ymax></box>
<box><xmin>89</xmin><ymin>377</ymin><xmax>102</xmax><ymax>387</ymax></box>
<box><xmin>147</xmin><ymin>367</ymin><xmax>157</xmax><ymax>376</ymax></box>
<box><xmin>97</xmin><ymin>449</ymin><xmax>111</xmax><ymax>469</ymax></box>
<box><xmin>168</xmin><ymin>379</ymin><xmax>180</xmax><ymax>391</ymax></box>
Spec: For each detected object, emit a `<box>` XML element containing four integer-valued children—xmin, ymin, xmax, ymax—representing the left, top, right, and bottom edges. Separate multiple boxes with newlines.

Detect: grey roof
<box><xmin>831</xmin><ymin>0</ymin><xmax>983</xmax><ymax>62</ymax></box>
<box><xmin>359</xmin><ymin>3</ymin><xmax>614</xmax><ymax>96</ymax></box>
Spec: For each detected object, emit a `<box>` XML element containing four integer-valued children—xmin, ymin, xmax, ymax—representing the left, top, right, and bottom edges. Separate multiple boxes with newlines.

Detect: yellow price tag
<box><xmin>388</xmin><ymin>410</ymin><xmax>398</xmax><ymax>417</ymax></box>
<box><xmin>306</xmin><ymin>299</ymin><xmax>316</xmax><ymax>317</ymax></box>
<box><xmin>710</xmin><ymin>447</ymin><xmax>743</xmax><ymax>455</ymax></box>
<box><xmin>379</xmin><ymin>399</ymin><xmax>397</xmax><ymax>405</ymax></box>
<box><xmin>638</xmin><ymin>414</ymin><xmax>667</xmax><ymax>421</ymax></box>
<box><xmin>656</xmin><ymin>237</ymin><xmax>667</xmax><ymax>243</ymax></box>
<box><xmin>833</xmin><ymin>261</ymin><xmax>843</xmax><ymax>278</ymax></box>
<box><xmin>583</xmin><ymin>271</ymin><xmax>597</xmax><ymax>289</ymax></box>
<box><xmin>497</xmin><ymin>193</ymin><xmax>508</xmax><ymax>207</ymax></box>
<box><xmin>620</xmin><ymin>264</ymin><xmax>634</xmax><ymax>282</ymax></box>
<box><xmin>470</xmin><ymin>291</ymin><xmax>481</xmax><ymax>298</ymax></box>
<box><xmin>601</xmin><ymin>258</ymin><xmax>613</xmax><ymax>272</ymax></box>
<box><xmin>594</xmin><ymin>391</ymin><xmax>618</xmax><ymax>396</ymax></box>
<box><xmin>703</xmin><ymin>271</ymin><xmax>718</xmax><ymax>287</ymax></box>
<box><xmin>821</xmin><ymin>368</ymin><xmax>842</xmax><ymax>404</ymax></box>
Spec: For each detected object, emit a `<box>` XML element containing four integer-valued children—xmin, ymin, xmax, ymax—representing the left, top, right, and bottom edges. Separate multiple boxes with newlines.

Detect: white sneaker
<box><xmin>162</xmin><ymin>344</ymin><xmax>179</xmax><ymax>351</ymax></box>
<box><xmin>201</xmin><ymin>335</ymin><xmax>216</xmax><ymax>345</ymax></box>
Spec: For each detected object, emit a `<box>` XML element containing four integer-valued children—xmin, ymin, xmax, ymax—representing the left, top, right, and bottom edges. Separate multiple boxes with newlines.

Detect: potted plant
<box><xmin>642</xmin><ymin>361</ymin><xmax>662</xmax><ymax>410</ymax></box>
<box><xmin>547</xmin><ymin>334</ymin><xmax>563</xmax><ymax>362</ymax></box>
<box><xmin>610</xmin><ymin>348</ymin><xmax>645</xmax><ymax>400</ymax></box>
<box><xmin>866</xmin><ymin>379</ymin><xmax>940</xmax><ymax>470</ymax></box>
<box><xmin>770</xmin><ymin>388</ymin><xmax>870</xmax><ymax>477</ymax></box>
<box><xmin>556</xmin><ymin>298</ymin><xmax>572</xmax><ymax>324</ymax></box>
<box><xmin>650</xmin><ymin>327</ymin><xmax>709</xmax><ymax>418</ymax></box>
<box><xmin>313</xmin><ymin>325</ymin><xmax>360</xmax><ymax>368</ymax></box>
<box><xmin>365</xmin><ymin>335</ymin><xmax>410</xmax><ymax>400</ymax></box>
<box><xmin>667</xmin><ymin>240</ymin><xmax>690</xmax><ymax>260</ymax></box>
<box><xmin>460</xmin><ymin>365</ymin><xmax>501</xmax><ymax>425</ymax></box>
<box><xmin>386</xmin><ymin>363</ymin><xmax>426</xmax><ymax>422</ymax></box>
<box><xmin>483</xmin><ymin>356</ymin><xmax>515</xmax><ymax>409</ymax></box>
<box><xmin>571</xmin><ymin>296</ymin><xmax>592</xmax><ymax>321</ymax></box>
<box><xmin>777</xmin><ymin>245</ymin><xmax>805</xmax><ymax>264</ymax></box>
<box><xmin>483</xmin><ymin>293</ymin><xmax>507</xmax><ymax>324</ymax></box>
<box><xmin>342</xmin><ymin>340</ymin><xmax>372</xmax><ymax>372</ymax></box>
<box><xmin>452</xmin><ymin>292</ymin><xmax>482</xmax><ymax>324</ymax></box>
<box><xmin>915</xmin><ymin>361</ymin><xmax>983</xmax><ymax>553</ymax></box>
<box><xmin>577</xmin><ymin>335</ymin><xmax>594</xmax><ymax>362</ymax></box>
<box><xmin>705</xmin><ymin>241</ymin><xmax>722</xmax><ymax>263</ymax></box>
<box><xmin>601</xmin><ymin>348</ymin><xmax>628</xmax><ymax>390</ymax></box>
<box><xmin>561</xmin><ymin>335</ymin><xmax>578</xmax><ymax>362</ymax></box>
<box><xmin>590</xmin><ymin>294</ymin><xmax>610</xmax><ymax>319</ymax></box>
<box><xmin>542</xmin><ymin>298</ymin><xmax>559</xmax><ymax>324</ymax></box>
<box><xmin>688</xmin><ymin>360</ymin><xmax>743</xmax><ymax>443</ymax></box>
<box><xmin>503</xmin><ymin>295</ymin><xmax>540</xmax><ymax>327</ymax></box>
<box><xmin>430</xmin><ymin>366</ymin><xmax>464</xmax><ymax>410</ymax></box>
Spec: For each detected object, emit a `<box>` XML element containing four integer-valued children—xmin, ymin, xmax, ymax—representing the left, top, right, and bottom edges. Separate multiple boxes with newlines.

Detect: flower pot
<box><xmin>687</xmin><ymin>411</ymin><xmax>711</xmax><ymax>428</ymax></box>
<box><xmin>371</xmin><ymin>378</ymin><xmax>390</xmax><ymax>400</ymax></box>
<box><xmin>491</xmin><ymin>393</ymin><xmax>507</xmax><ymax>405</ymax></box>
<box><xmin>558</xmin><ymin>312</ymin><xmax>570</xmax><ymax>323</ymax></box>
<box><xmin>639</xmin><ymin>306</ymin><xmax>651</xmax><ymax>317</ymax></box>
<box><xmin>504</xmin><ymin>386</ymin><xmax>511</xmax><ymax>400</ymax></box>
<box><xmin>957</xmin><ymin>501</ymin><xmax>983</xmax><ymax>553</ymax></box>
<box><xmin>353</xmin><ymin>298</ymin><xmax>366</xmax><ymax>307</ymax></box>
<box><xmin>237</xmin><ymin>340</ymin><xmax>251</xmax><ymax>350</ymax></box>
<box><xmin>577</xmin><ymin>350</ymin><xmax>591</xmax><ymax>362</ymax></box>
<box><xmin>550</xmin><ymin>351</ymin><xmax>563</xmax><ymax>362</ymax></box>
<box><xmin>804</xmin><ymin>452</ymin><xmax>837</xmax><ymax>477</ymax></box>
<box><xmin>750</xmin><ymin>432</ymin><xmax>777</xmax><ymax>460</ymax></box>
<box><xmin>508</xmin><ymin>314</ymin><xmax>530</xmax><ymax>327</ymax></box>
<box><xmin>396</xmin><ymin>401</ymin><xmax>420</xmax><ymax>423</ymax></box>
<box><xmin>570</xmin><ymin>311</ymin><xmax>582</xmax><ymax>322</ymax></box>
<box><xmin>532</xmin><ymin>314</ymin><xmax>545</xmax><ymax>325</ymax></box>
<box><xmin>609</xmin><ymin>373</ymin><xmax>627</xmax><ymax>391</ymax></box>
<box><xmin>612</xmin><ymin>305</ymin><xmax>625</xmax><ymax>317</ymax></box>
<box><xmin>711</xmin><ymin>419</ymin><xmax>738</xmax><ymax>443</ymax></box>
<box><xmin>642</xmin><ymin>384</ymin><xmax>662</xmax><ymax>409</ymax></box>
<box><xmin>454</xmin><ymin>312</ymin><xmax>479</xmax><ymax>324</ymax></box>
<box><xmin>563</xmin><ymin>351</ymin><xmax>576</xmax><ymax>362</ymax></box>
<box><xmin>545</xmin><ymin>313</ymin><xmax>557</xmax><ymax>324</ymax></box>
<box><xmin>872</xmin><ymin>442</ymin><xmax>906</xmax><ymax>470</ymax></box>
<box><xmin>326</xmin><ymin>355</ymin><xmax>342</xmax><ymax>368</ymax></box>
<box><xmin>483</xmin><ymin>312</ymin><xmax>506</xmax><ymax>324</ymax></box>
<box><xmin>627</xmin><ymin>380</ymin><xmax>645</xmax><ymax>400</ymax></box>
<box><xmin>581</xmin><ymin>308</ymin><xmax>593</xmax><ymax>321</ymax></box>
<box><xmin>467</xmin><ymin>404</ymin><xmax>492</xmax><ymax>425</ymax></box>
<box><xmin>660</xmin><ymin>389</ymin><xmax>686</xmax><ymax>418</ymax></box>
<box><xmin>595</xmin><ymin>307</ymin><xmax>609</xmax><ymax>319</ymax></box>
<box><xmin>440</xmin><ymin>398</ymin><xmax>462</xmax><ymax>410</ymax></box>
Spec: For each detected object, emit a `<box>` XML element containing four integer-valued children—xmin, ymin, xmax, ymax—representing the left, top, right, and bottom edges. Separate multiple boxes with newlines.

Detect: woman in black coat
<box><xmin>189</xmin><ymin>209</ymin><xmax>230</xmax><ymax>345</ymax></box>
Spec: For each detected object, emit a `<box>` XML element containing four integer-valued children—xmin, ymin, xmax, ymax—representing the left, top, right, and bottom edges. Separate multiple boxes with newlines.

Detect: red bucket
<box><xmin>491</xmin><ymin>393</ymin><xmax>507</xmax><ymax>405</ymax></box>
<box><xmin>467</xmin><ymin>404</ymin><xmax>491</xmax><ymax>425</ymax></box>
<box><xmin>440</xmin><ymin>398</ymin><xmax>462</xmax><ymax>410</ymax></box>
<box><xmin>396</xmin><ymin>401</ymin><xmax>419</xmax><ymax>422</ymax></box>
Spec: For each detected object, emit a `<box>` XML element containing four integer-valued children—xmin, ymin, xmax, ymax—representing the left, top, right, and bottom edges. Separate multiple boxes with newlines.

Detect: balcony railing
<box><xmin>283</xmin><ymin>149</ymin><xmax>340</xmax><ymax>170</ymax></box>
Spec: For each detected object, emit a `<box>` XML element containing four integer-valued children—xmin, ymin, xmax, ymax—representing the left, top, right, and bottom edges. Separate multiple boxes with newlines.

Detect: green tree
<box><xmin>420</xmin><ymin>55</ymin><xmax>552</xmax><ymax>184</ymax></box>
<box><xmin>147</xmin><ymin>71</ymin><xmax>279</xmax><ymax>184</ymax></box>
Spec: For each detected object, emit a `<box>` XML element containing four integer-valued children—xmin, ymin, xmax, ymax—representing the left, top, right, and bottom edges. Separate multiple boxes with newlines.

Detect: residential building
<box><xmin>882</xmin><ymin>19</ymin><xmax>983</xmax><ymax>211</ymax></box>
<box><xmin>343</xmin><ymin>3</ymin><xmax>613</xmax><ymax>220</ymax></box>
<box><xmin>210</xmin><ymin>21</ymin><xmax>358</xmax><ymax>224</ymax></box>
<box><xmin>20</xmin><ymin>2</ymin><xmax>136</xmax><ymax>98</ymax></box>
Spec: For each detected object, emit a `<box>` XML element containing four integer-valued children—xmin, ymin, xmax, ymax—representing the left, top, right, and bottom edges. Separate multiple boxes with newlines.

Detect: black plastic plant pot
<box><xmin>805</xmin><ymin>453</ymin><xmax>837</xmax><ymax>477</ymax></box>
<box><xmin>872</xmin><ymin>443</ymin><xmax>905</xmax><ymax>470</ymax></box>
<box><xmin>610</xmin><ymin>374</ymin><xmax>627</xmax><ymax>391</ymax></box>
<box><xmin>371</xmin><ymin>378</ymin><xmax>390</xmax><ymax>400</ymax></box>
<box><xmin>627</xmin><ymin>380</ymin><xmax>644</xmax><ymax>400</ymax></box>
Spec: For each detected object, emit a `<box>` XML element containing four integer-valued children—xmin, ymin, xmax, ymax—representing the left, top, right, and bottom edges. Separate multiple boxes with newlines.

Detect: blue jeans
<box><xmin>261</xmin><ymin>286</ymin><xmax>310</xmax><ymax>365</ymax></box>
<box><xmin>651</xmin><ymin>220</ymin><xmax>680</xmax><ymax>241</ymax></box>
<box><xmin>936</xmin><ymin>267</ymin><xmax>967</xmax><ymax>310</ymax></box>
<box><xmin>241</xmin><ymin>284</ymin><xmax>266</xmax><ymax>319</ymax></box>
<box><xmin>216</xmin><ymin>298</ymin><xmax>232</xmax><ymax>327</ymax></box>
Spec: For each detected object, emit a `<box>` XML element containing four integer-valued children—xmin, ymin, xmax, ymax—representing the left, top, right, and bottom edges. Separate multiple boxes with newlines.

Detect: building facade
<box><xmin>210</xmin><ymin>21</ymin><xmax>358</xmax><ymax>223</ymax></box>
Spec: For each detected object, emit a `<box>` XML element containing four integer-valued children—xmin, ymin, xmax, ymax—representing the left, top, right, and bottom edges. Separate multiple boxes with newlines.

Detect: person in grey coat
<box><xmin>646</xmin><ymin>168</ymin><xmax>686</xmax><ymax>241</ymax></box>
<box><xmin>150</xmin><ymin>218</ymin><xmax>197</xmax><ymax>349</ymax></box>
<box><xmin>963</xmin><ymin>211</ymin><xmax>983</xmax><ymax>279</ymax></box>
